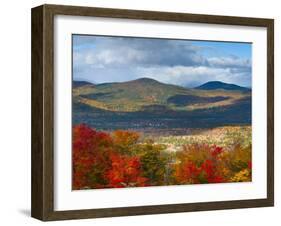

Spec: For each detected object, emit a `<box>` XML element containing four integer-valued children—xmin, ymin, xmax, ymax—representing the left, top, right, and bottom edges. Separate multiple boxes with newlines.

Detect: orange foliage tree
<box><xmin>112</xmin><ymin>130</ymin><xmax>140</xmax><ymax>155</ymax></box>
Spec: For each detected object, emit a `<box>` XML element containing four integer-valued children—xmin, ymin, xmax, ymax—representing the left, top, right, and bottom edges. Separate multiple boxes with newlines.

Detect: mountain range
<box><xmin>73</xmin><ymin>78</ymin><xmax>251</xmax><ymax>130</ymax></box>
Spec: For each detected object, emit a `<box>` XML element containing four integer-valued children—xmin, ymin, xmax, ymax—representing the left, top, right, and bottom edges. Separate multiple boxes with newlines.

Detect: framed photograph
<box><xmin>31</xmin><ymin>4</ymin><xmax>274</xmax><ymax>221</ymax></box>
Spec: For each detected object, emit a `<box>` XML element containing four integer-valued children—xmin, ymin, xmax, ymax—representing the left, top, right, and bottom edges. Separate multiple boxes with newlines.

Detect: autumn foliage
<box><xmin>73</xmin><ymin>124</ymin><xmax>150</xmax><ymax>189</ymax></box>
<box><xmin>175</xmin><ymin>145</ymin><xmax>226</xmax><ymax>184</ymax></box>
<box><xmin>73</xmin><ymin>124</ymin><xmax>252</xmax><ymax>190</ymax></box>
<box><xmin>106</xmin><ymin>154</ymin><xmax>148</xmax><ymax>188</ymax></box>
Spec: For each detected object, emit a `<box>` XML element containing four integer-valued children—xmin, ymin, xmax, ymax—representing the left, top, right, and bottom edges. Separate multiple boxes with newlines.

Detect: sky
<box><xmin>72</xmin><ymin>35</ymin><xmax>252</xmax><ymax>88</ymax></box>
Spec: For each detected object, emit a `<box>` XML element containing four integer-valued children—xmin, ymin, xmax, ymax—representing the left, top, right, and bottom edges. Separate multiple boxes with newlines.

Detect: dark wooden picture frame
<box><xmin>31</xmin><ymin>4</ymin><xmax>274</xmax><ymax>221</ymax></box>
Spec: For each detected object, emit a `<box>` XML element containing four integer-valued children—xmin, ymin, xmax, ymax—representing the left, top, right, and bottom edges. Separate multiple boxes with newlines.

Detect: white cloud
<box><xmin>85</xmin><ymin>48</ymin><xmax>146</xmax><ymax>66</ymax></box>
<box><xmin>208</xmin><ymin>57</ymin><xmax>251</xmax><ymax>68</ymax></box>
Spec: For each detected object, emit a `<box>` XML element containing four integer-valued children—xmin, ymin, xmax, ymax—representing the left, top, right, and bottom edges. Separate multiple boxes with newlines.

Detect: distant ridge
<box><xmin>95</xmin><ymin>77</ymin><xmax>175</xmax><ymax>88</ymax></box>
<box><xmin>73</xmin><ymin>80</ymin><xmax>94</xmax><ymax>88</ymax></box>
<box><xmin>195</xmin><ymin>81</ymin><xmax>250</xmax><ymax>91</ymax></box>
<box><xmin>124</xmin><ymin>77</ymin><xmax>162</xmax><ymax>85</ymax></box>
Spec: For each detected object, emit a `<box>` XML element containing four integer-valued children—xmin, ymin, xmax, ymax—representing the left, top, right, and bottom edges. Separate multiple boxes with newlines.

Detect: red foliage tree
<box><xmin>106</xmin><ymin>153</ymin><xmax>148</xmax><ymax>188</ymax></box>
<box><xmin>175</xmin><ymin>145</ymin><xmax>225</xmax><ymax>184</ymax></box>
<box><xmin>72</xmin><ymin>124</ymin><xmax>114</xmax><ymax>189</ymax></box>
